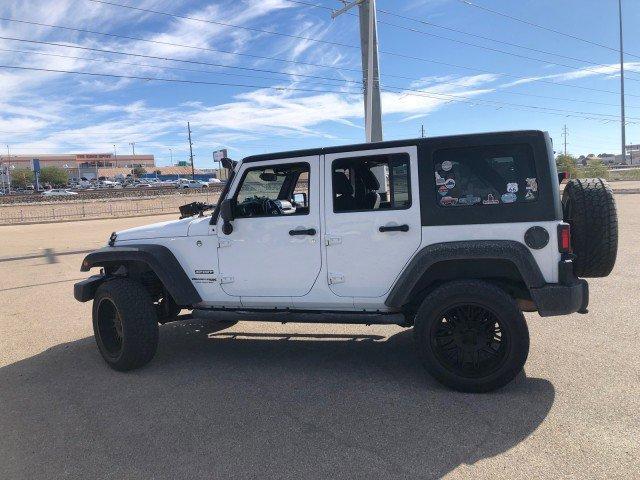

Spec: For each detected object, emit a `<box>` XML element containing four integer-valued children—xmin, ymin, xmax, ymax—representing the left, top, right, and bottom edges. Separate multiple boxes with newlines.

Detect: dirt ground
<box><xmin>0</xmin><ymin>198</ymin><xmax>638</xmax><ymax>479</ymax></box>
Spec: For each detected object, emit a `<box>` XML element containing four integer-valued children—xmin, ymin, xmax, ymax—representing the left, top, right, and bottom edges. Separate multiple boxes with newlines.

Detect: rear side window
<box><xmin>433</xmin><ymin>144</ymin><xmax>538</xmax><ymax>207</ymax></box>
<box><xmin>332</xmin><ymin>153</ymin><xmax>411</xmax><ymax>213</ymax></box>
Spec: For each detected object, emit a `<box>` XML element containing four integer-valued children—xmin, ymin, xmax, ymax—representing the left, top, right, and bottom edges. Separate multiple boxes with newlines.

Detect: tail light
<box><xmin>558</xmin><ymin>224</ymin><xmax>572</xmax><ymax>253</ymax></box>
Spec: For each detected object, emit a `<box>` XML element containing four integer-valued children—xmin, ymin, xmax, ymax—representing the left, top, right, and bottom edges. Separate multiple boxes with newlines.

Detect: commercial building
<box><xmin>0</xmin><ymin>152</ymin><xmax>155</xmax><ymax>180</ymax></box>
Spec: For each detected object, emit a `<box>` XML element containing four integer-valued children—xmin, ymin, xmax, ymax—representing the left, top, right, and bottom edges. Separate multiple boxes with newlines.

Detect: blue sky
<box><xmin>0</xmin><ymin>0</ymin><xmax>639</xmax><ymax>167</ymax></box>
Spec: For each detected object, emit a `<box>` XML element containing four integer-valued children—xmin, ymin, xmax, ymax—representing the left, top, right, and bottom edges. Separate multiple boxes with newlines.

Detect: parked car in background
<box><xmin>42</xmin><ymin>189</ymin><xmax>78</xmax><ymax>197</ymax></box>
<box><xmin>157</xmin><ymin>179</ymin><xmax>176</xmax><ymax>187</ymax></box>
<box><xmin>176</xmin><ymin>179</ymin><xmax>204</xmax><ymax>189</ymax></box>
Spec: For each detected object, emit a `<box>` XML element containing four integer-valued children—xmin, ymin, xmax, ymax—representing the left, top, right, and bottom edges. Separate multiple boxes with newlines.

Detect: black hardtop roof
<box><xmin>241</xmin><ymin>130</ymin><xmax>547</xmax><ymax>163</ymax></box>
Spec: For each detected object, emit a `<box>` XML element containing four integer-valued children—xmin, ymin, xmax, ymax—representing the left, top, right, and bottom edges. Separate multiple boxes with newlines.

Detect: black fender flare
<box><xmin>78</xmin><ymin>244</ymin><xmax>202</xmax><ymax>306</ymax></box>
<box><xmin>385</xmin><ymin>240</ymin><xmax>545</xmax><ymax>309</ymax></box>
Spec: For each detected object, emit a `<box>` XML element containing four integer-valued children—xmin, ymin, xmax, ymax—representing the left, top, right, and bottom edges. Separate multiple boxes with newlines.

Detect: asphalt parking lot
<box><xmin>0</xmin><ymin>198</ymin><xmax>638</xmax><ymax>479</ymax></box>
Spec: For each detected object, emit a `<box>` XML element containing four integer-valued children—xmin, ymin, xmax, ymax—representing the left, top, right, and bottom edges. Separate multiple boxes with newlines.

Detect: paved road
<box><xmin>0</xmin><ymin>201</ymin><xmax>638</xmax><ymax>479</ymax></box>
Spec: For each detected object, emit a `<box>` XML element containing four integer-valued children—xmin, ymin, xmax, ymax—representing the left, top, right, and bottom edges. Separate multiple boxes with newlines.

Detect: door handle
<box><xmin>379</xmin><ymin>224</ymin><xmax>409</xmax><ymax>232</ymax></box>
<box><xmin>289</xmin><ymin>228</ymin><xmax>316</xmax><ymax>236</ymax></box>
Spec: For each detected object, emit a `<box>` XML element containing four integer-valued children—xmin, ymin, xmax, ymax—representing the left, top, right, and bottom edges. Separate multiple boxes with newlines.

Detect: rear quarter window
<box><xmin>433</xmin><ymin>143</ymin><xmax>538</xmax><ymax>207</ymax></box>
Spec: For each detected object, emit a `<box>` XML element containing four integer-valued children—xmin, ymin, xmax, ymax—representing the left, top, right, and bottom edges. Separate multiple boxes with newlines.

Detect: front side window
<box><xmin>332</xmin><ymin>153</ymin><xmax>411</xmax><ymax>213</ymax></box>
<box><xmin>233</xmin><ymin>162</ymin><xmax>309</xmax><ymax>218</ymax></box>
<box><xmin>433</xmin><ymin>144</ymin><xmax>538</xmax><ymax>207</ymax></box>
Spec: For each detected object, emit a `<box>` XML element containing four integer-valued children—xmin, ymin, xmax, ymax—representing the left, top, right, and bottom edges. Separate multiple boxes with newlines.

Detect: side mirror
<box><xmin>220</xmin><ymin>198</ymin><xmax>235</xmax><ymax>234</ymax></box>
<box><xmin>293</xmin><ymin>192</ymin><xmax>307</xmax><ymax>207</ymax></box>
<box><xmin>221</xmin><ymin>157</ymin><xmax>237</xmax><ymax>171</ymax></box>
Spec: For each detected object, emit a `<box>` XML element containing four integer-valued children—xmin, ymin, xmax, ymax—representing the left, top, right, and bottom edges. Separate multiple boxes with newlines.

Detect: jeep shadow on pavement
<box><xmin>74</xmin><ymin>130</ymin><xmax>618</xmax><ymax>393</ymax></box>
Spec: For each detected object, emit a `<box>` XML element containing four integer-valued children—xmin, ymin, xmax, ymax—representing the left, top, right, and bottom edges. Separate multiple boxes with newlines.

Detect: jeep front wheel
<box><xmin>92</xmin><ymin>278</ymin><xmax>159</xmax><ymax>371</ymax></box>
<box><xmin>414</xmin><ymin>280</ymin><xmax>529</xmax><ymax>393</ymax></box>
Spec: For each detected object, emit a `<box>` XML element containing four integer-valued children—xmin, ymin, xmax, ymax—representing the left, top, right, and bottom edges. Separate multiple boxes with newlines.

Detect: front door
<box><xmin>217</xmin><ymin>156</ymin><xmax>321</xmax><ymax>297</ymax></box>
<box><xmin>324</xmin><ymin>146</ymin><xmax>422</xmax><ymax>298</ymax></box>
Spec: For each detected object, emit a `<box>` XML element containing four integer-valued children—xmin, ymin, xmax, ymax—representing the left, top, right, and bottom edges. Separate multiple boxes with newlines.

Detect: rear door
<box><xmin>323</xmin><ymin>146</ymin><xmax>422</xmax><ymax>298</ymax></box>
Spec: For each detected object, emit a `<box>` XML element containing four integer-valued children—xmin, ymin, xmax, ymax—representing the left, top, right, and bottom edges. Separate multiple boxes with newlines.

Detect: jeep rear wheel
<box><xmin>92</xmin><ymin>278</ymin><xmax>159</xmax><ymax>371</ymax></box>
<box><xmin>414</xmin><ymin>280</ymin><xmax>529</xmax><ymax>393</ymax></box>
<box><xmin>562</xmin><ymin>178</ymin><xmax>618</xmax><ymax>277</ymax></box>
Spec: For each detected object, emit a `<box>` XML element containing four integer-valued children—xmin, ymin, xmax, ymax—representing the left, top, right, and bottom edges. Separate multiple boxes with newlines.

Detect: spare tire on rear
<box><xmin>562</xmin><ymin>178</ymin><xmax>618</xmax><ymax>277</ymax></box>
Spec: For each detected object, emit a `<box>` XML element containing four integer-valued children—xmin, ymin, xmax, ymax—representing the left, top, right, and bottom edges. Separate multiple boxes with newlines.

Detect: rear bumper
<box><xmin>74</xmin><ymin>274</ymin><xmax>106</xmax><ymax>302</ymax></box>
<box><xmin>530</xmin><ymin>259</ymin><xmax>589</xmax><ymax>317</ymax></box>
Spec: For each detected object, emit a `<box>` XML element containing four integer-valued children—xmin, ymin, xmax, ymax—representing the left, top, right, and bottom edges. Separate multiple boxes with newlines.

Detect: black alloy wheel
<box><xmin>430</xmin><ymin>303</ymin><xmax>508</xmax><ymax>379</ymax></box>
<box><xmin>95</xmin><ymin>298</ymin><xmax>124</xmax><ymax>358</ymax></box>
<box><xmin>414</xmin><ymin>280</ymin><xmax>529</xmax><ymax>393</ymax></box>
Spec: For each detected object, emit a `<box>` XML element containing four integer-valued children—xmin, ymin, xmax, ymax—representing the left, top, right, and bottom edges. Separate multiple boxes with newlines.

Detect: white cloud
<box><xmin>501</xmin><ymin>61</ymin><xmax>640</xmax><ymax>88</ymax></box>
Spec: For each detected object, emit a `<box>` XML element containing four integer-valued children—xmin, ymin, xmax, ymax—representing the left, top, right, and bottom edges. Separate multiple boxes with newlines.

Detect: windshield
<box><xmin>236</xmin><ymin>169</ymin><xmax>288</xmax><ymax>204</ymax></box>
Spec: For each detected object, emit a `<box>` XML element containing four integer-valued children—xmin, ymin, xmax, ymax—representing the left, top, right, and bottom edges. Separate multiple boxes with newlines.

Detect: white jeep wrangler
<box><xmin>75</xmin><ymin>130</ymin><xmax>617</xmax><ymax>392</ymax></box>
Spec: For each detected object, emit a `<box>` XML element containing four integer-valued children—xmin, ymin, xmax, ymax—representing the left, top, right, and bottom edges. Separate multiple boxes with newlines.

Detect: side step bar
<box><xmin>189</xmin><ymin>308</ymin><xmax>409</xmax><ymax>326</ymax></box>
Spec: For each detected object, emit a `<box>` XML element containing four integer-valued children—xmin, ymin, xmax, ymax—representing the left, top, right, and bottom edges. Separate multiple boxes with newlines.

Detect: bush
<box><xmin>10</xmin><ymin>168</ymin><xmax>34</xmax><ymax>189</ymax></box>
<box><xmin>133</xmin><ymin>166</ymin><xmax>147</xmax><ymax>177</ymax></box>
<box><xmin>610</xmin><ymin>169</ymin><xmax>640</xmax><ymax>181</ymax></box>
<box><xmin>580</xmin><ymin>160</ymin><xmax>610</xmax><ymax>180</ymax></box>
<box><xmin>556</xmin><ymin>154</ymin><xmax>578</xmax><ymax>178</ymax></box>
<box><xmin>39</xmin><ymin>166</ymin><xmax>69</xmax><ymax>186</ymax></box>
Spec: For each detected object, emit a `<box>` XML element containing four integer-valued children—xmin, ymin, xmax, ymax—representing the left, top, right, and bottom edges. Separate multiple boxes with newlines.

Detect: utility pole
<box><xmin>6</xmin><ymin>145</ymin><xmax>11</xmax><ymax>194</ymax></box>
<box><xmin>421</xmin><ymin>124</ymin><xmax>425</xmax><ymax>138</ymax></box>
<box><xmin>113</xmin><ymin>144</ymin><xmax>117</xmax><ymax>167</ymax></box>
<box><xmin>187</xmin><ymin>122</ymin><xmax>195</xmax><ymax>180</ymax></box>
<box><xmin>169</xmin><ymin>147</ymin><xmax>173</xmax><ymax>165</ymax></box>
<box><xmin>332</xmin><ymin>0</ymin><xmax>386</xmax><ymax>196</ymax></box>
<box><xmin>562</xmin><ymin>124</ymin><xmax>568</xmax><ymax>156</ymax></box>
<box><xmin>618</xmin><ymin>0</ymin><xmax>627</xmax><ymax>164</ymax></box>
<box><xmin>128</xmin><ymin>142</ymin><xmax>136</xmax><ymax>177</ymax></box>
<box><xmin>332</xmin><ymin>0</ymin><xmax>383</xmax><ymax>143</ymax></box>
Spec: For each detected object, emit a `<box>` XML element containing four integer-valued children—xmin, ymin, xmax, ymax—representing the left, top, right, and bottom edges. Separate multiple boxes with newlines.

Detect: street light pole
<box><xmin>618</xmin><ymin>0</ymin><xmax>627</xmax><ymax>164</ymax></box>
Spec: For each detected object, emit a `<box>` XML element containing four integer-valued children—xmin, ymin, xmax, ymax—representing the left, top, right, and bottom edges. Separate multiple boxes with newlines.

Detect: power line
<box><xmin>456</xmin><ymin>0</ymin><xmax>640</xmax><ymax>60</ymax></box>
<box><xmin>0</xmin><ymin>46</ymin><xmax>355</xmax><ymax>89</ymax></box>
<box><xmin>0</xmin><ymin>17</ymin><xmax>364</xmax><ymax>74</ymax></box>
<box><xmin>0</xmin><ymin>63</ymin><xmax>362</xmax><ymax>94</ymax></box>
<box><xmin>281</xmin><ymin>0</ymin><xmax>640</xmax><ymax>79</ymax></box>
<box><xmin>4</xmin><ymin>42</ymin><xmax>638</xmax><ymax>113</ymax></box>
<box><xmin>3</xmin><ymin>14</ymin><xmax>639</xmax><ymax>97</ymax></box>
<box><xmin>5</xmin><ymin>44</ymin><xmax>638</xmax><ymax>110</ymax></box>
<box><xmin>377</xmin><ymin>8</ymin><xmax>640</xmax><ymax>71</ymax></box>
<box><xmin>83</xmin><ymin>0</ymin><xmax>640</xmax><ymax>81</ymax></box>
<box><xmin>87</xmin><ymin>0</ymin><xmax>358</xmax><ymax>50</ymax></box>
<box><xmin>375</xmin><ymin>18</ymin><xmax>640</xmax><ymax>83</ymax></box>
<box><xmin>379</xmin><ymin>83</ymin><xmax>640</xmax><ymax>123</ymax></box>
<box><xmin>1</xmin><ymin>63</ymin><xmax>638</xmax><ymax>124</ymax></box>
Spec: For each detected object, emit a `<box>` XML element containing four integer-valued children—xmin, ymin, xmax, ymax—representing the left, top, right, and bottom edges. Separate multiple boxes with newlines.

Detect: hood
<box><xmin>115</xmin><ymin>217</ymin><xmax>195</xmax><ymax>242</ymax></box>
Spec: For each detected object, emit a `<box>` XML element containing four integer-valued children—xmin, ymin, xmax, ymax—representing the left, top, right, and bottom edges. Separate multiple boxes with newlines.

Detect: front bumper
<box><xmin>529</xmin><ymin>259</ymin><xmax>589</xmax><ymax>317</ymax></box>
<box><xmin>74</xmin><ymin>274</ymin><xmax>106</xmax><ymax>302</ymax></box>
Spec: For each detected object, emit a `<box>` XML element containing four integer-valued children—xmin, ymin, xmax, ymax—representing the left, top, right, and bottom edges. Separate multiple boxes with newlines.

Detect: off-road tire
<box><xmin>562</xmin><ymin>178</ymin><xmax>618</xmax><ymax>277</ymax></box>
<box><xmin>414</xmin><ymin>280</ymin><xmax>529</xmax><ymax>393</ymax></box>
<box><xmin>92</xmin><ymin>278</ymin><xmax>159</xmax><ymax>371</ymax></box>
